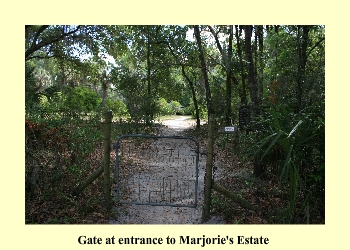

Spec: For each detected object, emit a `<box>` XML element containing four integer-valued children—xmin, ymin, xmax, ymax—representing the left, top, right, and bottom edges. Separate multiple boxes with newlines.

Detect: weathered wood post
<box><xmin>72</xmin><ymin>111</ymin><xmax>114</xmax><ymax>199</ymax></box>
<box><xmin>194</xmin><ymin>25</ymin><xmax>216</xmax><ymax>223</ymax></box>
<box><xmin>202</xmin><ymin>113</ymin><xmax>215</xmax><ymax>222</ymax></box>
<box><xmin>103</xmin><ymin>110</ymin><xmax>113</xmax><ymax>210</ymax></box>
<box><xmin>72</xmin><ymin>166</ymin><xmax>104</xmax><ymax>197</ymax></box>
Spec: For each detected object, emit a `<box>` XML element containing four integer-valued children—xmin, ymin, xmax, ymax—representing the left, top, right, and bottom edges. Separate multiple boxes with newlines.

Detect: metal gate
<box><xmin>114</xmin><ymin>135</ymin><xmax>199</xmax><ymax>208</ymax></box>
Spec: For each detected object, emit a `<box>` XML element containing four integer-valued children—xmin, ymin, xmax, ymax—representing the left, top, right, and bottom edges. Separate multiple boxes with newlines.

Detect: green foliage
<box><xmin>64</xmin><ymin>86</ymin><xmax>102</xmax><ymax>113</ymax></box>
<box><xmin>182</xmin><ymin>98</ymin><xmax>207</xmax><ymax>119</ymax></box>
<box><xmin>25</xmin><ymin>62</ymin><xmax>39</xmax><ymax>107</ymax></box>
<box><xmin>263</xmin><ymin>25</ymin><xmax>325</xmax><ymax>110</ymax></box>
<box><xmin>127</xmin><ymin>95</ymin><xmax>156</xmax><ymax>125</ymax></box>
<box><xmin>105</xmin><ymin>98</ymin><xmax>129</xmax><ymax>117</ymax></box>
<box><xmin>197</xmin><ymin>99</ymin><xmax>208</xmax><ymax>119</ymax></box>
<box><xmin>178</xmin><ymin>105</ymin><xmax>192</xmax><ymax>116</ymax></box>
<box><xmin>254</xmin><ymin>102</ymin><xmax>324</xmax><ymax>222</ymax></box>
<box><xmin>25</xmin><ymin>62</ymin><xmax>61</xmax><ymax>109</ymax></box>
<box><xmin>157</xmin><ymin>98</ymin><xmax>173</xmax><ymax>116</ymax></box>
<box><xmin>156</xmin><ymin>99</ymin><xmax>186</xmax><ymax>116</ymax></box>
<box><xmin>170</xmin><ymin>100</ymin><xmax>182</xmax><ymax>114</ymax></box>
<box><xmin>26</xmin><ymin>108</ymin><xmax>104</xmax><ymax>190</ymax></box>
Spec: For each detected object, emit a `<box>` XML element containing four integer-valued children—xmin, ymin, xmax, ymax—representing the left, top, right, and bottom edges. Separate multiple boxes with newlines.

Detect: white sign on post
<box><xmin>224</xmin><ymin>126</ymin><xmax>235</xmax><ymax>132</ymax></box>
<box><xmin>218</xmin><ymin>126</ymin><xmax>237</xmax><ymax>134</ymax></box>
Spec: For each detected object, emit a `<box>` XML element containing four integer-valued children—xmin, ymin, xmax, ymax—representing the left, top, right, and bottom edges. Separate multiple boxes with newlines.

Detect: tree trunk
<box><xmin>146</xmin><ymin>26</ymin><xmax>153</xmax><ymax>124</ymax></box>
<box><xmin>225</xmin><ymin>25</ymin><xmax>233</xmax><ymax>125</ymax></box>
<box><xmin>181</xmin><ymin>65</ymin><xmax>201</xmax><ymax>129</ymax></box>
<box><xmin>235</xmin><ymin>25</ymin><xmax>247</xmax><ymax>105</ymax></box>
<box><xmin>147</xmin><ymin>27</ymin><xmax>151</xmax><ymax>97</ymax></box>
<box><xmin>103</xmin><ymin>110</ymin><xmax>113</xmax><ymax>210</ymax></box>
<box><xmin>245</xmin><ymin>25</ymin><xmax>263</xmax><ymax>176</ymax></box>
<box><xmin>296</xmin><ymin>25</ymin><xmax>310</xmax><ymax>113</ymax></box>
<box><xmin>274</xmin><ymin>25</ymin><xmax>279</xmax><ymax>80</ymax></box>
<box><xmin>208</xmin><ymin>25</ymin><xmax>233</xmax><ymax>125</ymax></box>
<box><xmin>102</xmin><ymin>73</ymin><xmax>108</xmax><ymax>108</ymax></box>
<box><xmin>59</xmin><ymin>62</ymin><xmax>66</xmax><ymax>92</ymax></box>
<box><xmin>257</xmin><ymin>25</ymin><xmax>264</xmax><ymax>102</ymax></box>
<box><xmin>244</xmin><ymin>25</ymin><xmax>259</xmax><ymax>106</ymax></box>
<box><xmin>194</xmin><ymin>25</ymin><xmax>215</xmax><ymax>222</ymax></box>
<box><xmin>194</xmin><ymin>26</ymin><xmax>214</xmax><ymax>114</ymax></box>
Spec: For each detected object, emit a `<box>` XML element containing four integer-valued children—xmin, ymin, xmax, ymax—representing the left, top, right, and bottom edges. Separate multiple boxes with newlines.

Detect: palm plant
<box><xmin>255</xmin><ymin>103</ymin><xmax>324</xmax><ymax>223</ymax></box>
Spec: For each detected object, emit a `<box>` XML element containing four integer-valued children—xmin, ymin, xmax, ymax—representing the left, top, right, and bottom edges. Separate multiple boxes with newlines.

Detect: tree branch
<box><xmin>154</xmin><ymin>40</ymin><xmax>181</xmax><ymax>64</ymax></box>
<box><xmin>25</xmin><ymin>25</ymin><xmax>82</xmax><ymax>60</ymax></box>
<box><xmin>306</xmin><ymin>37</ymin><xmax>325</xmax><ymax>59</ymax></box>
<box><xmin>26</xmin><ymin>54</ymin><xmax>55</xmax><ymax>60</ymax></box>
<box><xmin>208</xmin><ymin>25</ymin><xmax>223</xmax><ymax>56</ymax></box>
<box><xmin>32</xmin><ymin>25</ymin><xmax>50</xmax><ymax>46</ymax></box>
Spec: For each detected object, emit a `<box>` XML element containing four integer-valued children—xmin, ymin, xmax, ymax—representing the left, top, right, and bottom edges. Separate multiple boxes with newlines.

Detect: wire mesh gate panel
<box><xmin>114</xmin><ymin>135</ymin><xmax>199</xmax><ymax>208</ymax></box>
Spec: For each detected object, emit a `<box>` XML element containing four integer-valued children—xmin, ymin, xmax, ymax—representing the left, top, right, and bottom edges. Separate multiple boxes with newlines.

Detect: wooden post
<box><xmin>212</xmin><ymin>182</ymin><xmax>259</xmax><ymax>212</ymax></box>
<box><xmin>202</xmin><ymin>113</ymin><xmax>215</xmax><ymax>222</ymax></box>
<box><xmin>103</xmin><ymin>110</ymin><xmax>113</xmax><ymax>210</ymax></box>
<box><xmin>72</xmin><ymin>166</ymin><xmax>104</xmax><ymax>196</ymax></box>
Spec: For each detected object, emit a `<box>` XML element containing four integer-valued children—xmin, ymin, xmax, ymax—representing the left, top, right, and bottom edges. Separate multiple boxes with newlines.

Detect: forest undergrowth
<box><xmin>186</xmin><ymin>124</ymin><xmax>325</xmax><ymax>224</ymax></box>
<box><xmin>25</xmin><ymin>117</ymin><xmax>324</xmax><ymax>224</ymax></box>
<box><xmin>26</xmin><ymin>115</ymin><xmax>120</xmax><ymax>224</ymax></box>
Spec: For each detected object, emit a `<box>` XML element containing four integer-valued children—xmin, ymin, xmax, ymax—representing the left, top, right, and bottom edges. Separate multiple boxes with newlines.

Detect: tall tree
<box><xmin>101</xmin><ymin>71</ymin><xmax>108</xmax><ymax>107</ymax></box>
<box><xmin>235</xmin><ymin>25</ymin><xmax>248</xmax><ymax>105</ymax></box>
<box><xmin>208</xmin><ymin>25</ymin><xmax>235</xmax><ymax>124</ymax></box>
<box><xmin>296</xmin><ymin>25</ymin><xmax>310</xmax><ymax>113</ymax></box>
<box><xmin>255</xmin><ymin>25</ymin><xmax>264</xmax><ymax>103</ymax></box>
<box><xmin>245</xmin><ymin>25</ymin><xmax>264</xmax><ymax>177</ymax></box>
<box><xmin>244</xmin><ymin>25</ymin><xmax>260</xmax><ymax>106</ymax></box>
<box><xmin>156</xmin><ymin>26</ymin><xmax>202</xmax><ymax>128</ymax></box>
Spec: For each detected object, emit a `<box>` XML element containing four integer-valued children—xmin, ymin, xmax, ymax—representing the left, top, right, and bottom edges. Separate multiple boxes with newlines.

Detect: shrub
<box><xmin>64</xmin><ymin>86</ymin><xmax>102</xmax><ymax>113</ymax></box>
<box><xmin>254</xmin><ymin>102</ymin><xmax>325</xmax><ymax>223</ymax></box>
<box><xmin>156</xmin><ymin>98</ymin><xmax>183</xmax><ymax>116</ymax></box>
<box><xmin>157</xmin><ymin>98</ymin><xmax>173</xmax><ymax>116</ymax></box>
<box><xmin>105</xmin><ymin>98</ymin><xmax>129</xmax><ymax>118</ymax></box>
<box><xmin>169</xmin><ymin>100</ymin><xmax>182</xmax><ymax>115</ymax></box>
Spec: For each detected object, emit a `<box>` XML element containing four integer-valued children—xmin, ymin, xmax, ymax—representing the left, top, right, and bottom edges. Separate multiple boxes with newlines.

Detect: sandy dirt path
<box><xmin>109</xmin><ymin>116</ymin><xmax>224</xmax><ymax>224</ymax></box>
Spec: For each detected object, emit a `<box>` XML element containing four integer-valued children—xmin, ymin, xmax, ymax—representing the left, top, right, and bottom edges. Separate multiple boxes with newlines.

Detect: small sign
<box><xmin>224</xmin><ymin>126</ymin><xmax>235</xmax><ymax>132</ymax></box>
<box><xmin>218</xmin><ymin>126</ymin><xmax>238</xmax><ymax>134</ymax></box>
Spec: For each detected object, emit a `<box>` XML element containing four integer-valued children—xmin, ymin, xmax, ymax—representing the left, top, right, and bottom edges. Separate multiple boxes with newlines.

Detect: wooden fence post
<box><xmin>72</xmin><ymin>166</ymin><xmax>104</xmax><ymax>197</ymax></box>
<box><xmin>103</xmin><ymin>110</ymin><xmax>113</xmax><ymax>210</ymax></box>
<box><xmin>202</xmin><ymin>113</ymin><xmax>215</xmax><ymax>222</ymax></box>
